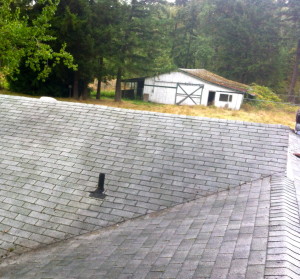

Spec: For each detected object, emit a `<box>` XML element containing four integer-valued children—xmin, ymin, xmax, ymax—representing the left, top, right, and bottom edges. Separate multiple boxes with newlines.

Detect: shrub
<box><xmin>243</xmin><ymin>83</ymin><xmax>283</xmax><ymax>109</ymax></box>
<box><xmin>248</xmin><ymin>83</ymin><xmax>282</xmax><ymax>102</ymax></box>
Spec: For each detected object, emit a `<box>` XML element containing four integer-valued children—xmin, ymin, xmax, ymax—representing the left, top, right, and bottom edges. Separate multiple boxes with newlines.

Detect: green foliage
<box><xmin>0</xmin><ymin>0</ymin><xmax>76</xmax><ymax>80</ymax></box>
<box><xmin>0</xmin><ymin>73</ymin><xmax>8</xmax><ymax>89</ymax></box>
<box><xmin>111</xmin><ymin>0</ymin><xmax>175</xmax><ymax>76</ymax></box>
<box><xmin>8</xmin><ymin>61</ymin><xmax>71</xmax><ymax>97</ymax></box>
<box><xmin>169</xmin><ymin>0</ymin><xmax>299</xmax><ymax>92</ymax></box>
<box><xmin>90</xmin><ymin>90</ymin><xmax>115</xmax><ymax>99</ymax></box>
<box><xmin>111</xmin><ymin>0</ymin><xmax>175</xmax><ymax>101</ymax></box>
<box><xmin>171</xmin><ymin>0</ymin><xmax>214</xmax><ymax>69</ymax></box>
<box><xmin>243</xmin><ymin>83</ymin><xmax>286</xmax><ymax>110</ymax></box>
<box><xmin>248</xmin><ymin>84</ymin><xmax>282</xmax><ymax>102</ymax></box>
<box><xmin>209</xmin><ymin>0</ymin><xmax>284</xmax><ymax>86</ymax></box>
<box><xmin>5</xmin><ymin>0</ymin><xmax>300</xmax><ymax>102</ymax></box>
<box><xmin>278</xmin><ymin>0</ymin><xmax>300</xmax><ymax>38</ymax></box>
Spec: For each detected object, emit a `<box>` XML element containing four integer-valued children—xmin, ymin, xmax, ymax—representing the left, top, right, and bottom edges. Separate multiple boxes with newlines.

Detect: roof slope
<box><xmin>3</xmin><ymin>172</ymin><xmax>300</xmax><ymax>279</ymax></box>
<box><xmin>0</xmin><ymin>95</ymin><xmax>289</xmax><ymax>262</ymax></box>
<box><xmin>180</xmin><ymin>69</ymin><xmax>249</xmax><ymax>93</ymax></box>
<box><xmin>3</xmin><ymin>172</ymin><xmax>300</xmax><ymax>278</ymax></box>
<box><xmin>0</xmin><ymin>176</ymin><xmax>272</xmax><ymax>279</ymax></box>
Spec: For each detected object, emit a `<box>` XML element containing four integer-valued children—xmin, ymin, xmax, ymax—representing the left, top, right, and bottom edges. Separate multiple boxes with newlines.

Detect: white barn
<box><xmin>122</xmin><ymin>69</ymin><xmax>251</xmax><ymax>110</ymax></box>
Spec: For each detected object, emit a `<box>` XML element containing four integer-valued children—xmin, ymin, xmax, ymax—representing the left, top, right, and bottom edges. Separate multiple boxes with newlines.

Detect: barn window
<box><xmin>219</xmin><ymin>94</ymin><xmax>232</xmax><ymax>102</ymax></box>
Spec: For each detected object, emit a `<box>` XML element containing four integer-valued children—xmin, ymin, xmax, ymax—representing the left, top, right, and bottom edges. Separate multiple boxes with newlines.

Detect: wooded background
<box><xmin>1</xmin><ymin>0</ymin><xmax>300</xmax><ymax>102</ymax></box>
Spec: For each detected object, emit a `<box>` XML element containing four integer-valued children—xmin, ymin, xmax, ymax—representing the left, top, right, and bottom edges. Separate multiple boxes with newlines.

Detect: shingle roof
<box><xmin>0</xmin><ymin>177</ymin><xmax>272</xmax><ymax>279</ymax></box>
<box><xmin>180</xmin><ymin>69</ymin><xmax>250</xmax><ymax>94</ymax></box>
<box><xmin>0</xmin><ymin>95</ymin><xmax>297</xmax><ymax>278</ymax></box>
<box><xmin>2</xmin><ymin>173</ymin><xmax>300</xmax><ymax>279</ymax></box>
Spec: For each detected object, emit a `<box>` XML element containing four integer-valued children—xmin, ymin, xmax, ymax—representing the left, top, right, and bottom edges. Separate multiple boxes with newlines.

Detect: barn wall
<box><xmin>144</xmin><ymin>71</ymin><xmax>244</xmax><ymax>110</ymax></box>
<box><xmin>144</xmin><ymin>72</ymin><xmax>201</xmax><ymax>105</ymax></box>
<box><xmin>201</xmin><ymin>83</ymin><xmax>244</xmax><ymax>110</ymax></box>
<box><xmin>214</xmin><ymin>92</ymin><xmax>244</xmax><ymax>110</ymax></box>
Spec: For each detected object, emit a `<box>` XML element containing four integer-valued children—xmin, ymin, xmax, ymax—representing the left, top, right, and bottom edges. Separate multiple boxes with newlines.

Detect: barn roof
<box><xmin>180</xmin><ymin>68</ymin><xmax>250</xmax><ymax>94</ymax></box>
<box><xmin>1</xmin><ymin>95</ymin><xmax>299</xmax><ymax>278</ymax></box>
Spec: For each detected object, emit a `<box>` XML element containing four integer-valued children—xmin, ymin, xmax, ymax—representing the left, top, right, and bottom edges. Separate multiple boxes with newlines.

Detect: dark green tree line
<box><xmin>4</xmin><ymin>0</ymin><xmax>300</xmax><ymax>101</ymax></box>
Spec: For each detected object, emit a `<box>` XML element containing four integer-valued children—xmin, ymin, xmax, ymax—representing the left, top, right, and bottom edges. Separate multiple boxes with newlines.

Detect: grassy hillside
<box><xmin>1</xmin><ymin>89</ymin><xmax>297</xmax><ymax>129</ymax></box>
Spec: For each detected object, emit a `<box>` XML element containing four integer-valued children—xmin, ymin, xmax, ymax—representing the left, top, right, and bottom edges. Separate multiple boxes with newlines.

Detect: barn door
<box><xmin>175</xmin><ymin>83</ymin><xmax>204</xmax><ymax>105</ymax></box>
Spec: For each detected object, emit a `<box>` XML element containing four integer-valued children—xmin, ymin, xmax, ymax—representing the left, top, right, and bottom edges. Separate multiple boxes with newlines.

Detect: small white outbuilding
<box><xmin>122</xmin><ymin>69</ymin><xmax>252</xmax><ymax>110</ymax></box>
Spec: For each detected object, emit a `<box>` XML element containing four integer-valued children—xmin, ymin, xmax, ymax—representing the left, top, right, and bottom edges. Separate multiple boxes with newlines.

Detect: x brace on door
<box><xmin>175</xmin><ymin>83</ymin><xmax>204</xmax><ymax>105</ymax></box>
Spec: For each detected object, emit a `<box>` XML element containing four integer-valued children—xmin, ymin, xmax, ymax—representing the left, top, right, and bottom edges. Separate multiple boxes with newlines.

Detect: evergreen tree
<box><xmin>171</xmin><ymin>0</ymin><xmax>214</xmax><ymax>69</ymax></box>
<box><xmin>209</xmin><ymin>0</ymin><xmax>284</xmax><ymax>86</ymax></box>
<box><xmin>52</xmin><ymin>0</ymin><xmax>96</xmax><ymax>99</ymax></box>
<box><xmin>112</xmin><ymin>0</ymin><xmax>174</xmax><ymax>101</ymax></box>
<box><xmin>278</xmin><ymin>0</ymin><xmax>300</xmax><ymax>102</ymax></box>
<box><xmin>91</xmin><ymin>0</ymin><xmax>121</xmax><ymax>99</ymax></box>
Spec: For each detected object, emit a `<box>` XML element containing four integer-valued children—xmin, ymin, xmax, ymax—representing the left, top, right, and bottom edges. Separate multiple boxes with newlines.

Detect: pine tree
<box><xmin>278</xmin><ymin>0</ymin><xmax>300</xmax><ymax>102</ymax></box>
<box><xmin>111</xmin><ymin>0</ymin><xmax>174</xmax><ymax>102</ymax></box>
<box><xmin>210</xmin><ymin>0</ymin><xmax>283</xmax><ymax>86</ymax></box>
<box><xmin>171</xmin><ymin>0</ymin><xmax>214</xmax><ymax>69</ymax></box>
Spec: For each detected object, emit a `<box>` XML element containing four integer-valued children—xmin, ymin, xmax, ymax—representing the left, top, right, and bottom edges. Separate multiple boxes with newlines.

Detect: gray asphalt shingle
<box><xmin>0</xmin><ymin>176</ymin><xmax>271</xmax><ymax>279</ymax></box>
<box><xmin>2</xmin><ymin>170</ymin><xmax>300</xmax><ymax>279</ymax></box>
<box><xmin>0</xmin><ymin>95</ymin><xmax>289</xmax><ymax>258</ymax></box>
<box><xmin>1</xmin><ymin>95</ymin><xmax>299</xmax><ymax>279</ymax></box>
<box><xmin>264</xmin><ymin>133</ymin><xmax>300</xmax><ymax>278</ymax></box>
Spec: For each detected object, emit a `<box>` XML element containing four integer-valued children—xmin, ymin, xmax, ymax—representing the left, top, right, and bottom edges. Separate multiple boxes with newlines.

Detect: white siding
<box><xmin>214</xmin><ymin>92</ymin><xmax>244</xmax><ymax>110</ymax></box>
<box><xmin>201</xmin><ymin>83</ymin><xmax>244</xmax><ymax>110</ymax></box>
<box><xmin>143</xmin><ymin>71</ymin><xmax>244</xmax><ymax>110</ymax></box>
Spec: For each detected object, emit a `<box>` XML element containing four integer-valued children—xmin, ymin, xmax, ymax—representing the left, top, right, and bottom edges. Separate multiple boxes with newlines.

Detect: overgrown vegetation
<box><xmin>248</xmin><ymin>84</ymin><xmax>282</xmax><ymax>102</ymax></box>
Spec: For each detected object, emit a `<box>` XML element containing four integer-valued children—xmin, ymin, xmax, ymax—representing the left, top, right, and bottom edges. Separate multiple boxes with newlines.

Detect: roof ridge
<box><xmin>265</xmin><ymin>175</ymin><xmax>300</xmax><ymax>278</ymax></box>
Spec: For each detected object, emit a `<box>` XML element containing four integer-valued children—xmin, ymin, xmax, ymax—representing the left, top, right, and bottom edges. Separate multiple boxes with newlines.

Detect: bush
<box><xmin>243</xmin><ymin>83</ymin><xmax>284</xmax><ymax>109</ymax></box>
<box><xmin>248</xmin><ymin>83</ymin><xmax>282</xmax><ymax>102</ymax></box>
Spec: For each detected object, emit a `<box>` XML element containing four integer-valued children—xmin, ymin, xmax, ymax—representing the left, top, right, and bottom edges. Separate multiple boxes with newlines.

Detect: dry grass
<box><xmin>58</xmin><ymin>98</ymin><xmax>297</xmax><ymax>128</ymax></box>
<box><xmin>1</xmin><ymin>90</ymin><xmax>297</xmax><ymax>128</ymax></box>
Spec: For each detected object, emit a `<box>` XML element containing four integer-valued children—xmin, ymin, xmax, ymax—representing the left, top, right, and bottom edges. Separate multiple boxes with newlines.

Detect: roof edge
<box><xmin>0</xmin><ymin>94</ymin><xmax>289</xmax><ymax>130</ymax></box>
<box><xmin>179</xmin><ymin>68</ymin><xmax>253</xmax><ymax>95</ymax></box>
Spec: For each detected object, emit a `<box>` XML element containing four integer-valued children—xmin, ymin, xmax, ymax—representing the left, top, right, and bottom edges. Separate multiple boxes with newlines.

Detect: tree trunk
<box><xmin>115</xmin><ymin>67</ymin><xmax>122</xmax><ymax>102</ymax></box>
<box><xmin>114</xmin><ymin>1</ymin><xmax>135</xmax><ymax>95</ymax></box>
<box><xmin>82</xmin><ymin>83</ymin><xmax>88</xmax><ymax>100</ymax></box>
<box><xmin>288</xmin><ymin>39</ymin><xmax>300</xmax><ymax>103</ymax></box>
<box><xmin>96</xmin><ymin>79</ymin><xmax>101</xmax><ymax>100</ymax></box>
<box><xmin>96</xmin><ymin>57</ymin><xmax>103</xmax><ymax>100</ymax></box>
<box><xmin>185</xmin><ymin>32</ymin><xmax>192</xmax><ymax>68</ymax></box>
<box><xmin>73</xmin><ymin>71</ymin><xmax>79</xmax><ymax>99</ymax></box>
